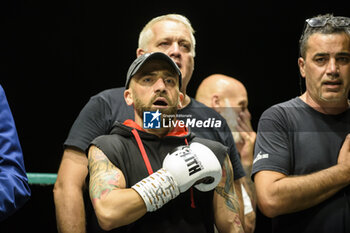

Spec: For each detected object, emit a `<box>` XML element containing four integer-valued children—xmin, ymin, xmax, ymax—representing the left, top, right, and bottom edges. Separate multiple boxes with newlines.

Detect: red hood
<box><xmin>123</xmin><ymin>119</ymin><xmax>189</xmax><ymax>137</ymax></box>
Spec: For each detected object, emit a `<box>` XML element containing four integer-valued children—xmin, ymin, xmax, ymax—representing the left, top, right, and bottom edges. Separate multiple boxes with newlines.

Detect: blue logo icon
<box><xmin>143</xmin><ymin>110</ymin><xmax>161</xmax><ymax>129</ymax></box>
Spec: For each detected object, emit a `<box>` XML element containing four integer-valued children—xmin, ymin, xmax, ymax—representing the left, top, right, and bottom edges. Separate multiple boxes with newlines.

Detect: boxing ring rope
<box><xmin>27</xmin><ymin>173</ymin><xmax>57</xmax><ymax>185</ymax></box>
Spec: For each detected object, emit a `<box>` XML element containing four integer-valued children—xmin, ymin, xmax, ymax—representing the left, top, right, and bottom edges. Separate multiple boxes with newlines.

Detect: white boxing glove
<box><xmin>132</xmin><ymin>142</ymin><xmax>222</xmax><ymax>212</ymax></box>
<box><xmin>189</xmin><ymin>142</ymin><xmax>223</xmax><ymax>192</ymax></box>
<box><xmin>163</xmin><ymin>142</ymin><xmax>222</xmax><ymax>192</ymax></box>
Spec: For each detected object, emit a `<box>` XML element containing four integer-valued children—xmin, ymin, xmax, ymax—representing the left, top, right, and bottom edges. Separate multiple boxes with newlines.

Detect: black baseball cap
<box><xmin>125</xmin><ymin>52</ymin><xmax>182</xmax><ymax>89</ymax></box>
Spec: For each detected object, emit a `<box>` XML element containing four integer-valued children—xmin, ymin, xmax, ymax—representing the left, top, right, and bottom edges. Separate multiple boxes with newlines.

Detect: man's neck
<box><xmin>300</xmin><ymin>92</ymin><xmax>349</xmax><ymax>115</ymax></box>
<box><xmin>144</xmin><ymin>127</ymin><xmax>172</xmax><ymax>138</ymax></box>
<box><xmin>134</xmin><ymin>113</ymin><xmax>173</xmax><ymax>138</ymax></box>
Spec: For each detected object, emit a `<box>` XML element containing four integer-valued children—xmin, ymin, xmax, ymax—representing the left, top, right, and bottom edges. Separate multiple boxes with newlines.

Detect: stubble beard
<box><xmin>134</xmin><ymin>92</ymin><xmax>178</xmax><ymax>125</ymax></box>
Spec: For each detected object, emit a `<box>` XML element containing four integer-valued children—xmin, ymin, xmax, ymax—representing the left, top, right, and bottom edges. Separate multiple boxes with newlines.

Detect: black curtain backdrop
<box><xmin>0</xmin><ymin>0</ymin><xmax>348</xmax><ymax>232</ymax></box>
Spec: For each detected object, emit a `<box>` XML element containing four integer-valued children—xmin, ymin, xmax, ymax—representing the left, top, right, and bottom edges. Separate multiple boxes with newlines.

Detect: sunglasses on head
<box><xmin>306</xmin><ymin>16</ymin><xmax>350</xmax><ymax>28</ymax></box>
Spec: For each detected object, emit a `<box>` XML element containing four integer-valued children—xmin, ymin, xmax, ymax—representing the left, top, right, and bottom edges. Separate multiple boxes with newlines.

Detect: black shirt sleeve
<box><xmin>251</xmin><ymin>107</ymin><xmax>292</xmax><ymax>180</ymax></box>
<box><xmin>64</xmin><ymin>94</ymin><xmax>114</xmax><ymax>152</ymax></box>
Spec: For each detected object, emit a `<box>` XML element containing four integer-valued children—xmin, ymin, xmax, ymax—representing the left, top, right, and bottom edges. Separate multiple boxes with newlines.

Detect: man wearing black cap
<box><xmin>54</xmin><ymin>14</ymin><xmax>246</xmax><ymax>233</ymax></box>
<box><xmin>87</xmin><ymin>52</ymin><xmax>244</xmax><ymax>233</ymax></box>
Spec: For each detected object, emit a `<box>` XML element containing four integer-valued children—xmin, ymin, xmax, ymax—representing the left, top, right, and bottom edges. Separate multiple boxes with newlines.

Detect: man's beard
<box><xmin>134</xmin><ymin>92</ymin><xmax>178</xmax><ymax>124</ymax></box>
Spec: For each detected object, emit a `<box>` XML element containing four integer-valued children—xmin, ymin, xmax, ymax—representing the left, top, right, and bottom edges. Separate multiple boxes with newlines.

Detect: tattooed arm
<box><xmin>88</xmin><ymin>145</ymin><xmax>147</xmax><ymax>231</ymax></box>
<box><xmin>214</xmin><ymin>154</ymin><xmax>244</xmax><ymax>233</ymax></box>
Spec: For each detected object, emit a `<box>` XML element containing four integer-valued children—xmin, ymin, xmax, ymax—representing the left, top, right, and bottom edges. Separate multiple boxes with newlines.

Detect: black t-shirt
<box><xmin>90</xmin><ymin>121</ymin><xmax>227</xmax><ymax>233</ymax></box>
<box><xmin>252</xmin><ymin>97</ymin><xmax>350</xmax><ymax>233</ymax></box>
<box><xmin>64</xmin><ymin>87</ymin><xmax>245</xmax><ymax>180</ymax></box>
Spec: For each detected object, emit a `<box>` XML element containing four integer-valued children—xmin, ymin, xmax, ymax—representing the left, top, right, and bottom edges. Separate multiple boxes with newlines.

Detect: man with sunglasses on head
<box><xmin>252</xmin><ymin>13</ymin><xmax>350</xmax><ymax>233</ymax></box>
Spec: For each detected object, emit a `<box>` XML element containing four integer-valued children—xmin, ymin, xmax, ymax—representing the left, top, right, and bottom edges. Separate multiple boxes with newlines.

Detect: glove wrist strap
<box><xmin>132</xmin><ymin>168</ymin><xmax>180</xmax><ymax>212</ymax></box>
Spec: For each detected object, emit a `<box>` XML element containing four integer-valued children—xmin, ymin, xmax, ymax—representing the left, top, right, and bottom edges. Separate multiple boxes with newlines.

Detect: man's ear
<box><xmin>136</xmin><ymin>48</ymin><xmax>145</xmax><ymax>57</ymax></box>
<box><xmin>124</xmin><ymin>89</ymin><xmax>134</xmax><ymax>106</ymax></box>
<box><xmin>177</xmin><ymin>92</ymin><xmax>184</xmax><ymax>109</ymax></box>
<box><xmin>211</xmin><ymin>94</ymin><xmax>221</xmax><ymax>112</ymax></box>
<box><xmin>298</xmin><ymin>57</ymin><xmax>306</xmax><ymax>78</ymax></box>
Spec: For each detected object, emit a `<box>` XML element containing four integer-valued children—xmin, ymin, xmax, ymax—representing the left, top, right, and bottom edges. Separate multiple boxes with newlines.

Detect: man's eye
<box><xmin>164</xmin><ymin>78</ymin><xmax>176</xmax><ymax>85</ymax></box>
<box><xmin>337</xmin><ymin>56</ymin><xmax>350</xmax><ymax>64</ymax></box>
<box><xmin>142</xmin><ymin>77</ymin><xmax>152</xmax><ymax>83</ymax></box>
<box><xmin>315</xmin><ymin>57</ymin><xmax>327</xmax><ymax>65</ymax></box>
<box><xmin>180</xmin><ymin>42</ymin><xmax>191</xmax><ymax>52</ymax></box>
<box><xmin>158</xmin><ymin>41</ymin><xmax>170</xmax><ymax>47</ymax></box>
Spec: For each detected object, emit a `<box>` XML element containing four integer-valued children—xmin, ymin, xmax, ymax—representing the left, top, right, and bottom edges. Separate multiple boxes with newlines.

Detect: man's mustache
<box><xmin>150</xmin><ymin>93</ymin><xmax>172</xmax><ymax>105</ymax></box>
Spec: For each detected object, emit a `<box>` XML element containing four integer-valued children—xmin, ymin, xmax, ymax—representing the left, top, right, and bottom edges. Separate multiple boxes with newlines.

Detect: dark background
<box><xmin>1</xmin><ymin>0</ymin><xmax>349</xmax><ymax>232</ymax></box>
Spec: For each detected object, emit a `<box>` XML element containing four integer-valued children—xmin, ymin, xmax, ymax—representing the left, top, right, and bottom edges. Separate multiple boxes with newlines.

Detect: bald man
<box><xmin>196</xmin><ymin>74</ymin><xmax>256</xmax><ymax>233</ymax></box>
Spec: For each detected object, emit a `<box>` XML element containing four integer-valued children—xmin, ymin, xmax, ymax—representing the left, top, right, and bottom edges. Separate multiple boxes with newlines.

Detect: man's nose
<box><xmin>326</xmin><ymin>58</ymin><xmax>340</xmax><ymax>78</ymax></box>
<box><xmin>167</xmin><ymin>43</ymin><xmax>181</xmax><ymax>59</ymax></box>
<box><xmin>153</xmin><ymin>78</ymin><xmax>166</xmax><ymax>92</ymax></box>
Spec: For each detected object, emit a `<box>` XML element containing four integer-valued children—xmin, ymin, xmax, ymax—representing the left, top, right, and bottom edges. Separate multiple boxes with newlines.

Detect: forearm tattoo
<box><xmin>88</xmin><ymin>147</ymin><xmax>122</xmax><ymax>204</ymax></box>
<box><xmin>215</xmin><ymin>155</ymin><xmax>240</xmax><ymax>213</ymax></box>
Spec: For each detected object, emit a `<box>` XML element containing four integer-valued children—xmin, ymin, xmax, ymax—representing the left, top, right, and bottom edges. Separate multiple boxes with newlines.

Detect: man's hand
<box><xmin>133</xmin><ymin>142</ymin><xmax>223</xmax><ymax>212</ymax></box>
<box><xmin>235</xmin><ymin>111</ymin><xmax>256</xmax><ymax>167</ymax></box>
<box><xmin>337</xmin><ymin>134</ymin><xmax>350</xmax><ymax>180</ymax></box>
